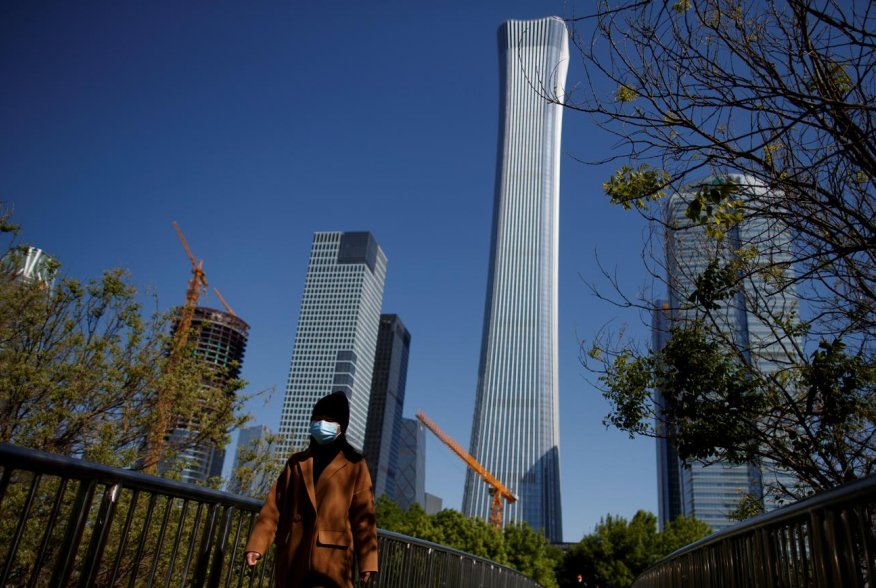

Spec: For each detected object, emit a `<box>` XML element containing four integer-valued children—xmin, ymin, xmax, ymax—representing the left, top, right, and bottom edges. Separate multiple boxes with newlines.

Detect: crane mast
<box><xmin>415</xmin><ymin>410</ymin><xmax>517</xmax><ymax>528</ymax></box>
<box><xmin>145</xmin><ymin>222</ymin><xmax>237</xmax><ymax>473</ymax></box>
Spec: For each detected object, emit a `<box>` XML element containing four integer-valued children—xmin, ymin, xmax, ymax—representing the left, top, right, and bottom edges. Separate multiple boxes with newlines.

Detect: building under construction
<box><xmin>167</xmin><ymin>306</ymin><xmax>249</xmax><ymax>484</ymax></box>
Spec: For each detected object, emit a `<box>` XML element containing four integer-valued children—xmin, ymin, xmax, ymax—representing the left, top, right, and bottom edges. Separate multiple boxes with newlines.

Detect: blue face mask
<box><xmin>310</xmin><ymin>420</ymin><xmax>340</xmax><ymax>445</ymax></box>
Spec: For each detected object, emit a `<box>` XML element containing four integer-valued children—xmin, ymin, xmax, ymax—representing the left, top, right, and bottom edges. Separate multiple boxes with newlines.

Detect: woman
<box><xmin>244</xmin><ymin>391</ymin><xmax>378</xmax><ymax>587</ymax></box>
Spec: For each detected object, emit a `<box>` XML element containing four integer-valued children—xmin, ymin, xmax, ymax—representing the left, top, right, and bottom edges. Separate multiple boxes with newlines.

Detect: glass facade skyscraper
<box><xmin>363</xmin><ymin>314</ymin><xmax>411</xmax><ymax>501</ymax></box>
<box><xmin>277</xmin><ymin>232</ymin><xmax>387</xmax><ymax>456</ymax></box>
<box><xmin>658</xmin><ymin>175</ymin><xmax>799</xmax><ymax>531</ymax></box>
<box><xmin>396</xmin><ymin>417</ymin><xmax>425</xmax><ymax>511</ymax></box>
<box><xmin>463</xmin><ymin>17</ymin><xmax>568</xmax><ymax>542</ymax></box>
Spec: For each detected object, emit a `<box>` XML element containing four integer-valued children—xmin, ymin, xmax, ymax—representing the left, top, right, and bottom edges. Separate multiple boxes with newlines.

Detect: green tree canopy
<box><xmin>565</xmin><ymin>0</ymin><xmax>876</xmax><ymax>506</ymax></box>
<box><xmin>0</xmin><ymin>207</ymin><xmax>251</xmax><ymax>479</ymax></box>
<box><xmin>559</xmin><ymin>511</ymin><xmax>710</xmax><ymax>588</ymax></box>
<box><xmin>375</xmin><ymin>496</ymin><xmax>561</xmax><ymax>588</ymax></box>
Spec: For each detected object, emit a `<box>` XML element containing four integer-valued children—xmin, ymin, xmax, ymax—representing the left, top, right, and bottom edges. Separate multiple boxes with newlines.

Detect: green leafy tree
<box><xmin>0</xmin><ymin>208</ymin><xmax>250</xmax><ymax>474</ymax></box>
<box><xmin>503</xmin><ymin>522</ymin><xmax>562</xmax><ymax>588</ymax></box>
<box><xmin>0</xmin><ymin>206</ymin><xmax>264</xmax><ymax>585</ymax></box>
<box><xmin>429</xmin><ymin>508</ymin><xmax>507</xmax><ymax>565</ymax></box>
<box><xmin>559</xmin><ymin>511</ymin><xmax>710</xmax><ymax>588</ymax></box>
<box><xmin>226</xmin><ymin>430</ymin><xmax>285</xmax><ymax>498</ymax></box>
<box><xmin>562</xmin><ymin>0</ymin><xmax>876</xmax><ymax>505</ymax></box>
<box><xmin>658</xmin><ymin>515</ymin><xmax>713</xmax><ymax>555</ymax></box>
<box><xmin>375</xmin><ymin>496</ymin><xmax>560</xmax><ymax>587</ymax></box>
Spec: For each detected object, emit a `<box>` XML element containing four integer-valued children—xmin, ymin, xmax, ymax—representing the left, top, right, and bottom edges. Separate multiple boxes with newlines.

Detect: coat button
<box><xmin>293</xmin><ymin>514</ymin><xmax>301</xmax><ymax>522</ymax></box>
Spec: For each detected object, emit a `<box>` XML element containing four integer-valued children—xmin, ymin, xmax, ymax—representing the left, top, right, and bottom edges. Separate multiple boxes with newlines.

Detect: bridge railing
<box><xmin>633</xmin><ymin>474</ymin><xmax>876</xmax><ymax>588</ymax></box>
<box><xmin>0</xmin><ymin>443</ymin><xmax>541</xmax><ymax>588</ymax></box>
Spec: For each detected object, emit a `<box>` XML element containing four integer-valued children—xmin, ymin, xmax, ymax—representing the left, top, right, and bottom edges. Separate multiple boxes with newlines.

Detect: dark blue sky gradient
<box><xmin>1</xmin><ymin>0</ymin><xmax>657</xmax><ymax>541</ymax></box>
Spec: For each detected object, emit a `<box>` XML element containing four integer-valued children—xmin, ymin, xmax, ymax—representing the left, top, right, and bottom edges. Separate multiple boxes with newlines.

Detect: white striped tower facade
<box><xmin>462</xmin><ymin>17</ymin><xmax>568</xmax><ymax>542</ymax></box>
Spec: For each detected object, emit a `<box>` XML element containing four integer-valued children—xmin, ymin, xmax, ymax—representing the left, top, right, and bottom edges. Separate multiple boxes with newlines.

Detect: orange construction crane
<box><xmin>415</xmin><ymin>410</ymin><xmax>517</xmax><ymax>528</ymax></box>
<box><xmin>212</xmin><ymin>287</ymin><xmax>237</xmax><ymax>317</ymax></box>
<box><xmin>172</xmin><ymin>221</ymin><xmax>208</xmax><ymax>350</ymax></box>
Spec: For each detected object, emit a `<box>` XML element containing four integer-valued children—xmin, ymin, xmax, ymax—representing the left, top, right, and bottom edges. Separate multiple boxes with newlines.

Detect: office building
<box><xmin>396</xmin><ymin>417</ymin><xmax>425</xmax><ymax>510</ymax></box>
<box><xmin>658</xmin><ymin>175</ymin><xmax>799</xmax><ymax>531</ymax></box>
<box><xmin>168</xmin><ymin>307</ymin><xmax>249</xmax><ymax>484</ymax></box>
<box><xmin>463</xmin><ymin>17</ymin><xmax>568</xmax><ymax>542</ymax></box>
<box><xmin>278</xmin><ymin>232</ymin><xmax>387</xmax><ymax>455</ymax></box>
<box><xmin>425</xmin><ymin>493</ymin><xmax>443</xmax><ymax>515</ymax></box>
<box><xmin>364</xmin><ymin>314</ymin><xmax>411</xmax><ymax>501</ymax></box>
<box><xmin>652</xmin><ymin>301</ymin><xmax>683</xmax><ymax>530</ymax></box>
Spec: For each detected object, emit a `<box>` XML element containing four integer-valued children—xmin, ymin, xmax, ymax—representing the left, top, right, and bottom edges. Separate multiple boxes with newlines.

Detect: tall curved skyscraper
<box><xmin>462</xmin><ymin>17</ymin><xmax>567</xmax><ymax>542</ymax></box>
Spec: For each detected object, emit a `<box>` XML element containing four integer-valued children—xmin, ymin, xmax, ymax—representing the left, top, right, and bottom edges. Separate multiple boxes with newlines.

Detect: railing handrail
<box><xmin>377</xmin><ymin>528</ymin><xmax>528</xmax><ymax>575</ymax></box>
<box><xmin>655</xmin><ymin>472</ymin><xmax>876</xmax><ymax>563</ymax></box>
<box><xmin>633</xmin><ymin>472</ymin><xmax>876</xmax><ymax>587</ymax></box>
<box><xmin>0</xmin><ymin>442</ymin><xmax>543</xmax><ymax>587</ymax></box>
<box><xmin>0</xmin><ymin>442</ymin><xmax>263</xmax><ymax>509</ymax></box>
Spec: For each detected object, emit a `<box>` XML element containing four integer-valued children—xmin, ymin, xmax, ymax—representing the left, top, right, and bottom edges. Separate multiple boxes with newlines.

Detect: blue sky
<box><xmin>1</xmin><ymin>0</ymin><xmax>658</xmax><ymax>542</ymax></box>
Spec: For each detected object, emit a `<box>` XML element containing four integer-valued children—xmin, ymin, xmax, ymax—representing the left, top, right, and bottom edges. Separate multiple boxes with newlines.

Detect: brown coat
<box><xmin>245</xmin><ymin>446</ymin><xmax>378</xmax><ymax>587</ymax></box>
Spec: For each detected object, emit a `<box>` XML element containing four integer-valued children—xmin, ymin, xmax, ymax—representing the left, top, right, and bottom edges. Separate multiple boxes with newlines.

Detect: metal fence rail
<box><xmin>0</xmin><ymin>443</ymin><xmax>541</xmax><ymax>588</ymax></box>
<box><xmin>633</xmin><ymin>474</ymin><xmax>876</xmax><ymax>588</ymax></box>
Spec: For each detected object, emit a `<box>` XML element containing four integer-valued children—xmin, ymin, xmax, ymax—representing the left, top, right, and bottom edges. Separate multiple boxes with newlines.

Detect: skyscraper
<box><xmin>652</xmin><ymin>301</ymin><xmax>683</xmax><ymax>530</ymax></box>
<box><xmin>168</xmin><ymin>306</ymin><xmax>249</xmax><ymax>484</ymax></box>
<box><xmin>658</xmin><ymin>175</ymin><xmax>799</xmax><ymax>531</ymax></box>
<box><xmin>463</xmin><ymin>17</ymin><xmax>568</xmax><ymax>542</ymax></box>
<box><xmin>396</xmin><ymin>417</ymin><xmax>425</xmax><ymax>511</ymax></box>
<box><xmin>363</xmin><ymin>314</ymin><xmax>411</xmax><ymax>501</ymax></box>
<box><xmin>278</xmin><ymin>232</ymin><xmax>387</xmax><ymax>456</ymax></box>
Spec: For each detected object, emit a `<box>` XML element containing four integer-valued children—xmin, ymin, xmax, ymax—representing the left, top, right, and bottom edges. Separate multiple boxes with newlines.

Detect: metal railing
<box><xmin>633</xmin><ymin>474</ymin><xmax>876</xmax><ymax>588</ymax></box>
<box><xmin>0</xmin><ymin>443</ymin><xmax>541</xmax><ymax>588</ymax></box>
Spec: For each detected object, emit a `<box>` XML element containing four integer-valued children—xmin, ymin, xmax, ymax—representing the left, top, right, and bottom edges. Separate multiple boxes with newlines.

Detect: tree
<box><xmin>226</xmin><ymin>430</ymin><xmax>285</xmax><ymax>498</ymax></box>
<box><xmin>564</xmin><ymin>0</ymin><xmax>876</xmax><ymax>502</ymax></box>
<box><xmin>0</xmin><ymin>208</ymin><xmax>250</xmax><ymax>476</ymax></box>
<box><xmin>503</xmin><ymin>522</ymin><xmax>563</xmax><ymax>588</ymax></box>
<box><xmin>658</xmin><ymin>515</ymin><xmax>713</xmax><ymax>554</ymax></box>
<box><xmin>374</xmin><ymin>496</ymin><xmax>560</xmax><ymax>587</ymax></box>
<box><xmin>430</xmin><ymin>508</ymin><xmax>508</xmax><ymax>564</ymax></box>
<box><xmin>559</xmin><ymin>511</ymin><xmax>710</xmax><ymax>588</ymax></box>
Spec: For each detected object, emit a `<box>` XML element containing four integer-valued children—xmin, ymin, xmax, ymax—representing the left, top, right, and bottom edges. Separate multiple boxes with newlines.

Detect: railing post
<box><xmin>192</xmin><ymin>502</ymin><xmax>219</xmax><ymax>588</ymax></box>
<box><xmin>28</xmin><ymin>477</ymin><xmax>69</xmax><ymax>588</ymax></box>
<box><xmin>50</xmin><ymin>478</ymin><xmax>98</xmax><ymax>586</ymax></box>
<box><xmin>206</xmin><ymin>505</ymin><xmax>235</xmax><ymax>588</ymax></box>
<box><xmin>1</xmin><ymin>473</ymin><xmax>41</xmax><ymax>587</ymax></box>
<box><xmin>78</xmin><ymin>483</ymin><xmax>122</xmax><ymax>587</ymax></box>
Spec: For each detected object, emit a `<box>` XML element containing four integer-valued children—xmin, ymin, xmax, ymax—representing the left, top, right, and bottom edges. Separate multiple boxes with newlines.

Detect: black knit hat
<box><xmin>311</xmin><ymin>391</ymin><xmax>350</xmax><ymax>433</ymax></box>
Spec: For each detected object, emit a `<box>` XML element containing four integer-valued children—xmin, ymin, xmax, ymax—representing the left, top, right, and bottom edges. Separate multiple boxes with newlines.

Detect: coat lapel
<box><xmin>298</xmin><ymin>454</ymin><xmax>318</xmax><ymax>510</ymax></box>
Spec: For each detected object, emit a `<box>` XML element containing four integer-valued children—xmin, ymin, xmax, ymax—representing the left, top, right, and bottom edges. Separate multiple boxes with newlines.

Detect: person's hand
<box><xmin>360</xmin><ymin>571</ymin><xmax>372</xmax><ymax>584</ymax></box>
<box><xmin>245</xmin><ymin>551</ymin><xmax>261</xmax><ymax>567</ymax></box>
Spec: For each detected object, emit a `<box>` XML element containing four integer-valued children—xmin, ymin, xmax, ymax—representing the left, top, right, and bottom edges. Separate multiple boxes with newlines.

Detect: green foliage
<box><xmin>687</xmin><ymin>259</ymin><xmax>737</xmax><ymax>310</ymax></box>
<box><xmin>559</xmin><ymin>511</ymin><xmax>710</xmax><ymax>588</ymax></box>
<box><xmin>0</xmin><ymin>211</ymin><xmax>251</xmax><ymax>479</ymax></box>
<box><xmin>614</xmin><ymin>84</ymin><xmax>638</xmax><ymax>103</ymax></box>
<box><xmin>658</xmin><ymin>515</ymin><xmax>712</xmax><ymax>553</ymax></box>
<box><xmin>727</xmin><ymin>493</ymin><xmax>765</xmax><ymax>522</ymax></box>
<box><xmin>603</xmin><ymin>165</ymin><xmax>670</xmax><ymax>210</ymax></box>
<box><xmin>683</xmin><ymin>180</ymin><xmax>743</xmax><ymax>241</ymax></box>
<box><xmin>503</xmin><ymin>523</ymin><xmax>563</xmax><ymax>588</ymax></box>
<box><xmin>0</xmin><ymin>471</ymin><xmax>261</xmax><ymax>586</ymax></box>
<box><xmin>376</xmin><ymin>496</ymin><xmax>560</xmax><ymax>587</ymax></box>
<box><xmin>432</xmin><ymin>509</ymin><xmax>507</xmax><ymax>563</ymax></box>
<box><xmin>575</xmin><ymin>0</ymin><xmax>876</xmax><ymax>544</ymax></box>
<box><xmin>226</xmin><ymin>431</ymin><xmax>285</xmax><ymax>498</ymax></box>
<box><xmin>0</xmin><ymin>208</ymin><xmax>264</xmax><ymax>584</ymax></box>
<box><xmin>671</xmin><ymin>0</ymin><xmax>691</xmax><ymax>13</ymax></box>
<box><xmin>598</xmin><ymin>322</ymin><xmax>876</xmax><ymax>498</ymax></box>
